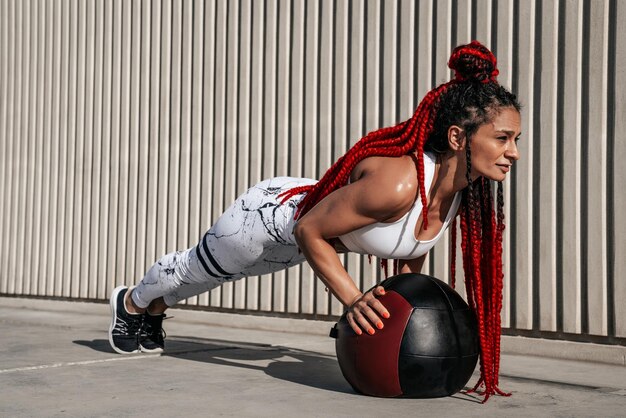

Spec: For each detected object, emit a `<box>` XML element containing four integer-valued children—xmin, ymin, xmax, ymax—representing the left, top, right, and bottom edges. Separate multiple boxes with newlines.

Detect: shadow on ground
<box><xmin>73</xmin><ymin>336</ymin><xmax>353</xmax><ymax>395</ymax></box>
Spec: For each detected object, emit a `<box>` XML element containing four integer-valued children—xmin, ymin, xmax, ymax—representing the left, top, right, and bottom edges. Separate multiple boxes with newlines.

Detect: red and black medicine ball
<box><xmin>330</xmin><ymin>273</ymin><xmax>479</xmax><ymax>398</ymax></box>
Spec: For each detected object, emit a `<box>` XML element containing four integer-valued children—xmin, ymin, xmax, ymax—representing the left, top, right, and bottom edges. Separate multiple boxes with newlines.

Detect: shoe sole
<box><xmin>139</xmin><ymin>344</ymin><xmax>164</xmax><ymax>354</ymax></box>
<box><xmin>108</xmin><ymin>285</ymin><xmax>140</xmax><ymax>355</ymax></box>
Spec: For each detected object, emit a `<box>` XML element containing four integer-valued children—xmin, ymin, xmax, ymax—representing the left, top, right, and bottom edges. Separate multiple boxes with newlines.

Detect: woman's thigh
<box><xmin>195</xmin><ymin>177</ymin><xmax>315</xmax><ymax>280</ymax></box>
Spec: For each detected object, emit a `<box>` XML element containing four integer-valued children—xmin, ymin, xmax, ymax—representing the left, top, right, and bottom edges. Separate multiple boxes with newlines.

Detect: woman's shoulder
<box><xmin>350</xmin><ymin>155</ymin><xmax>419</xmax><ymax>213</ymax></box>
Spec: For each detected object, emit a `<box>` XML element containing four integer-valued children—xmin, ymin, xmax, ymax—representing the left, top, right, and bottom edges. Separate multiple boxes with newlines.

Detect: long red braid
<box><xmin>280</xmin><ymin>41</ymin><xmax>510</xmax><ymax>402</ymax></box>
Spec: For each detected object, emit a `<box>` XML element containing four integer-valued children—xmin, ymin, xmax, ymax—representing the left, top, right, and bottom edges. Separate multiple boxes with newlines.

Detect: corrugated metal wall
<box><xmin>0</xmin><ymin>0</ymin><xmax>624</xmax><ymax>345</ymax></box>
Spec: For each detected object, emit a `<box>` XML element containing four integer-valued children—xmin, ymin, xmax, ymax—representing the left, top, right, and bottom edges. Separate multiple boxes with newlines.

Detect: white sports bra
<box><xmin>338</xmin><ymin>152</ymin><xmax>461</xmax><ymax>260</ymax></box>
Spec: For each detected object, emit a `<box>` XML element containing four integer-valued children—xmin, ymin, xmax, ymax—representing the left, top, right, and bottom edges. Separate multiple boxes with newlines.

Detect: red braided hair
<box><xmin>452</xmin><ymin>164</ymin><xmax>510</xmax><ymax>401</ymax></box>
<box><xmin>281</xmin><ymin>41</ymin><xmax>516</xmax><ymax>402</ymax></box>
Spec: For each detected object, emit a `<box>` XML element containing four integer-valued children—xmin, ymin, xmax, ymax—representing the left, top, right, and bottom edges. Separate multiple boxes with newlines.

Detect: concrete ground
<box><xmin>1</xmin><ymin>297</ymin><xmax>625</xmax><ymax>418</ymax></box>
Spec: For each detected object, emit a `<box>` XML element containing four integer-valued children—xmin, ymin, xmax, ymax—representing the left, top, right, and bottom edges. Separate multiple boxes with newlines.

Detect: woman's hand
<box><xmin>346</xmin><ymin>286</ymin><xmax>390</xmax><ymax>335</ymax></box>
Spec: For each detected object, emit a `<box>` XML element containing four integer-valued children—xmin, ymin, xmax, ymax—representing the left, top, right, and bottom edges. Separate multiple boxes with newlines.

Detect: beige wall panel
<box><xmin>71</xmin><ymin>0</ymin><xmax>87</xmax><ymax>298</ymax></box>
<box><xmin>23</xmin><ymin>0</ymin><xmax>38</xmax><ymax>295</ymax></box>
<box><xmin>265</xmin><ymin>0</ymin><xmax>289</xmax><ymax>312</ymax></box>
<box><xmin>31</xmin><ymin>0</ymin><xmax>43</xmax><ymax>294</ymax></box>
<box><xmin>198</xmin><ymin>0</ymin><xmax>216</xmax><ymax>308</ymax></box>
<box><xmin>143</xmin><ymin>0</ymin><xmax>160</xmax><ymax>290</ymax></box>
<box><xmin>185</xmin><ymin>0</ymin><xmax>206</xmax><ymax>307</ymax></box>
<box><xmin>78</xmin><ymin>0</ymin><xmax>95</xmax><ymax>299</ymax></box>
<box><xmin>494</xmin><ymin>0</ymin><xmax>515</xmax><ymax>327</ymax></box>
<box><xmin>258</xmin><ymin>0</ymin><xmax>276</xmax><ymax>313</ymax></box>
<box><xmin>233</xmin><ymin>0</ymin><xmax>252</xmax><ymax>310</ymax></box>
<box><xmin>55</xmin><ymin>0</ymin><xmax>71</xmax><ymax>297</ymax></box>
<box><xmin>537</xmin><ymin>0</ymin><xmax>559</xmax><ymax>331</ymax></box>
<box><xmin>585</xmin><ymin>0</ymin><xmax>610</xmax><ymax>336</ymax></box>
<box><xmin>430</xmin><ymin>0</ymin><xmax>452</xmax><ymax>284</ymax></box>
<box><xmin>450</xmin><ymin>0</ymin><xmax>470</xmax><ymax>302</ymax></box>
<box><xmin>314</xmin><ymin>0</ymin><xmax>334</xmax><ymax>316</ymax></box>
<box><xmin>415</xmin><ymin>0</ymin><xmax>432</xmax><ymax>107</ymax></box>
<box><xmin>344</xmin><ymin>0</ymin><xmax>366</xmax><ymax>306</ymax></box>
<box><xmin>220</xmin><ymin>0</ymin><xmax>238</xmax><ymax>310</ymax></box>
<box><xmin>87</xmin><ymin>0</ymin><xmax>104</xmax><ymax>299</ymax></box>
<box><xmin>561</xmin><ymin>0</ymin><xmax>584</xmax><ymax>334</ymax></box>
<box><xmin>454</xmin><ymin>0</ymin><xmax>471</xmax><ymax>45</ymax></box>
<box><xmin>155</xmin><ymin>0</ymin><xmax>172</xmax><ymax>270</ymax></box>
<box><xmin>381</xmin><ymin>0</ymin><xmax>398</xmax><ymax>125</ymax></box>
<box><xmin>208</xmin><ymin>0</ymin><xmax>227</xmax><ymax>308</ymax></box>
<box><xmin>360</xmin><ymin>0</ymin><xmax>384</xmax><ymax>296</ymax></box>
<box><xmin>169</xmin><ymin>0</ymin><xmax>191</xmax><ymax>302</ymax></box>
<box><xmin>414</xmin><ymin>0</ymin><xmax>432</xmax><ymax>277</ymax></box>
<box><xmin>125</xmin><ymin>0</ymin><xmax>140</xmax><ymax>290</ymax></box>
<box><xmin>97</xmin><ymin>0</ymin><xmax>112</xmax><ymax>299</ymax></box>
<box><xmin>398</xmin><ymin>0</ymin><xmax>415</xmax><ymax>115</ymax></box>
<box><xmin>183</xmin><ymin>0</ymin><xmax>204</xmax><ymax>307</ymax></box>
<box><xmin>0</xmin><ymin>1</ymin><xmax>17</xmax><ymax>293</ymax></box>
<box><xmin>15</xmin><ymin>0</ymin><xmax>30</xmax><ymax>295</ymax></box>
<box><xmin>117</xmin><ymin>0</ymin><xmax>131</xmax><ymax>287</ymax></box>
<box><xmin>178</xmin><ymin>0</ymin><xmax>194</xmax><ymax>253</ymax></box>
<box><xmin>279</xmin><ymin>0</ymin><xmax>299</xmax><ymax>314</ymax></box>
<box><xmin>105</xmin><ymin>0</ymin><xmax>123</xmax><ymax>296</ymax></box>
<box><xmin>64</xmin><ymin>0</ymin><xmax>78</xmax><ymax>297</ymax></box>
<box><xmin>329</xmin><ymin>0</ymin><xmax>350</xmax><ymax>317</ymax></box>
<box><xmin>165</xmin><ymin>0</ymin><xmax>182</xmax><ymax>272</ymax></box>
<box><xmin>0</xmin><ymin>0</ymin><xmax>10</xmax><ymax>294</ymax></box>
<box><xmin>243</xmin><ymin>0</ymin><xmax>263</xmax><ymax>311</ymax></box>
<box><xmin>614</xmin><ymin>0</ymin><xmax>626</xmax><ymax>338</ymax></box>
<box><xmin>7</xmin><ymin>0</ymin><xmax>22</xmax><ymax>294</ymax></box>
<box><xmin>276</xmin><ymin>0</ymin><xmax>291</xmax><ymax>178</ymax></box>
<box><xmin>298</xmin><ymin>0</ymin><xmax>321</xmax><ymax>315</ymax></box>
<box><xmin>18</xmin><ymin>0</ymin><xmax>30</xmax><ymax>293</ymax></box>
<box><xmin>39</xmin><ymin>0</ymin><xmax>54</xmax><ymax>296</ymax></box>
<box><xmin>512</xmin><ymin>0</ymin><xmax>536</xmax><ymax>330</ymax></box>
<box><xmin>122</xmin><ymin>0</ymin><xmax>140</xmax><ymax>294</ymax></box>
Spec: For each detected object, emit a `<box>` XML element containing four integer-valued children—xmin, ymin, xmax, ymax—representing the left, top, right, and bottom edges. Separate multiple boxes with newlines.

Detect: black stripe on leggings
<box><xmin>201</xmin><ymin>237</ymin><xmax>233</xmax><ymax>276</ymax></box>
<box><xmin>195</xmin><ymin>246</ymin><xmax>220</xmax><ymax>277</ymax></box>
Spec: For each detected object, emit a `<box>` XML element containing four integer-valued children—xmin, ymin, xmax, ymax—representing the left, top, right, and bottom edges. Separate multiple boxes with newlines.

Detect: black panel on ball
<box><xmin>394</xmin><ymin>274</ymin><xmax>479</xmax><ymax>397</ymax></box>
<box><xmin>398</xmin><ymin>355</ymin><xmax>479</xmax><ymax>398</ymax></box>
<box><xmin>400</xmin><ymin>309</ymin><xmax>468</xmax><ymax>357</ymax></box>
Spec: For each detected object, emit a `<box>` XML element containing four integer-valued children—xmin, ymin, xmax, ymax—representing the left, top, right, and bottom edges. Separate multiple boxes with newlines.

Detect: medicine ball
<box><xmin>330</xmin><ymin>273</ymin><xmax>479</xmax><ymax>398</ymax></box>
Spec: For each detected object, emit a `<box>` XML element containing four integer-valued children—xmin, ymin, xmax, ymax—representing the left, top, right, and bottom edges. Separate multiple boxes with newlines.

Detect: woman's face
<box><xmin>468</xmin><ymin>107</ymin><xmax>521</xmax><ymax>182</ymax></box>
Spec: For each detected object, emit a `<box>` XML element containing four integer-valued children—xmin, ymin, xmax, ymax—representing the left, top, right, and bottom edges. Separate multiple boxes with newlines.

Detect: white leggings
<box><xmin>131</xmin><ymin>177</ymin><xmax>316</xmax><ymax>308</ymax></box>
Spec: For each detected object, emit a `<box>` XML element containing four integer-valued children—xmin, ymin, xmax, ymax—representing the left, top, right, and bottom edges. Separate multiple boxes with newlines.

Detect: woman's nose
<box><xmin>505</xmin><ymin>140</ymin><xmax>520</xmax><ymax>161</ymax></box>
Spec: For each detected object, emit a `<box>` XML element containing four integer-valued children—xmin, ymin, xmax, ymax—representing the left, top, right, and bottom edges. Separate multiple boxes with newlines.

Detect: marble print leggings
<box><xmin>131</xmin><ymin>177</ymin><xmax>317</xmax><ymax>308</ymax></box>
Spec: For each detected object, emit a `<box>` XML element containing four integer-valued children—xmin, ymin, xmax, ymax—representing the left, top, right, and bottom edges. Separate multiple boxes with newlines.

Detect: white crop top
<box><xmin>338</xmin><ymin>152</ymin><xmax>461</xmax><ymax>260</ymax></box>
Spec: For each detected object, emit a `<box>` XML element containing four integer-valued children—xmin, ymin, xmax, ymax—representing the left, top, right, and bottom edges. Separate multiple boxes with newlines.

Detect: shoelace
<box><xmin>140</xmin><ymin>316</ymin><xmax>170</xmax><ymax>341</ymax></box>
<box><xmin>114</xmin><ymin>316</ymin><xmax>143</xmax><ymax>335</ymax></box>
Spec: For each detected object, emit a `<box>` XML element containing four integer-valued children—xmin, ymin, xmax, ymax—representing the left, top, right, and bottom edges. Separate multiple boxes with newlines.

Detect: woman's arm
<box><xmin>294</xmin><ymin>158</ymin><xmax>415</xmax><ymax>335</ymax></box>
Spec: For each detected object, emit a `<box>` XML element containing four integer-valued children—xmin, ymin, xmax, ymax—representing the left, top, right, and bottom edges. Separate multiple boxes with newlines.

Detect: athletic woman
<box><xmin>109</xmin><ymin>41</ymin><xmax>522</xmax><ymax>401</ymax></box>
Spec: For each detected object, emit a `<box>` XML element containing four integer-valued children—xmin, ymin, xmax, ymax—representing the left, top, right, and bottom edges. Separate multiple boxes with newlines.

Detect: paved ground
<box><xmin>1</xmin><ymin>297</ymin><xmax>625</xmax><ymax>418</ymax></box>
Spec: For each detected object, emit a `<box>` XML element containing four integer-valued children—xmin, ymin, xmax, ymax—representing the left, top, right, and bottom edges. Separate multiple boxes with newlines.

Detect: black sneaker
<box><xmin>139</xmin><ymin>312</ymin><xmax>166</xmax><ymax>353</ymax></box>
<box><xmin>108</xmin><ymin>286</ymin><xmax>143</xmax><ymax>354</ymax></box>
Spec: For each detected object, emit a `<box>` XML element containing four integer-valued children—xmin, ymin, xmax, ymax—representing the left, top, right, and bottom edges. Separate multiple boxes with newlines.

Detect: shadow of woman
<box><xmin>73</xmin><ymin>335</ymin><xmax>354</xmax><ymax>395</ymax></box>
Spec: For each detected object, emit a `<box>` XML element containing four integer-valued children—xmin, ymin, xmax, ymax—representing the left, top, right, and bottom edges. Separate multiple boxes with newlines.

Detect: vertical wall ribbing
<box><xmin>0</xmin><ymin>0</ymin><xmax>623</xmax><ymax>346</ymax></box>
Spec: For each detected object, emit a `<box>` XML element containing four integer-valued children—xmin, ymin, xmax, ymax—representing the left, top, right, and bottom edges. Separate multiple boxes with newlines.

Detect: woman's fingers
<box><xmin>370</xmin><ymin>286</ymin><xmax>390</xmax><ymax>318</ymax></box>
<box><xmin>347</xmin><ymin>287</ymin><xmax>390</xmax><ymax>335</ymax></box>
<box><xmin>347</xmin><ymin>306</ymin><xmax>375</xmax><ymax>335</ymax></box>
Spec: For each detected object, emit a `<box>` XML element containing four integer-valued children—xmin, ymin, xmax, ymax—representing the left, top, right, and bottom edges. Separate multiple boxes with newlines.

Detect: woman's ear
<box><xmin>447</xmin><ymin>125</ymin><xmax>466</xmax><ymax>152</ymax></box>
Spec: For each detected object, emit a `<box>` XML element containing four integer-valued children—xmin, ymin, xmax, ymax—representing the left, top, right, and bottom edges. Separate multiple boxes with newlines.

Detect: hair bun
<box><xmin>448</xmin><ymin>40</ymin><xmax>499</xmax><ymax>83</ymax></box>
